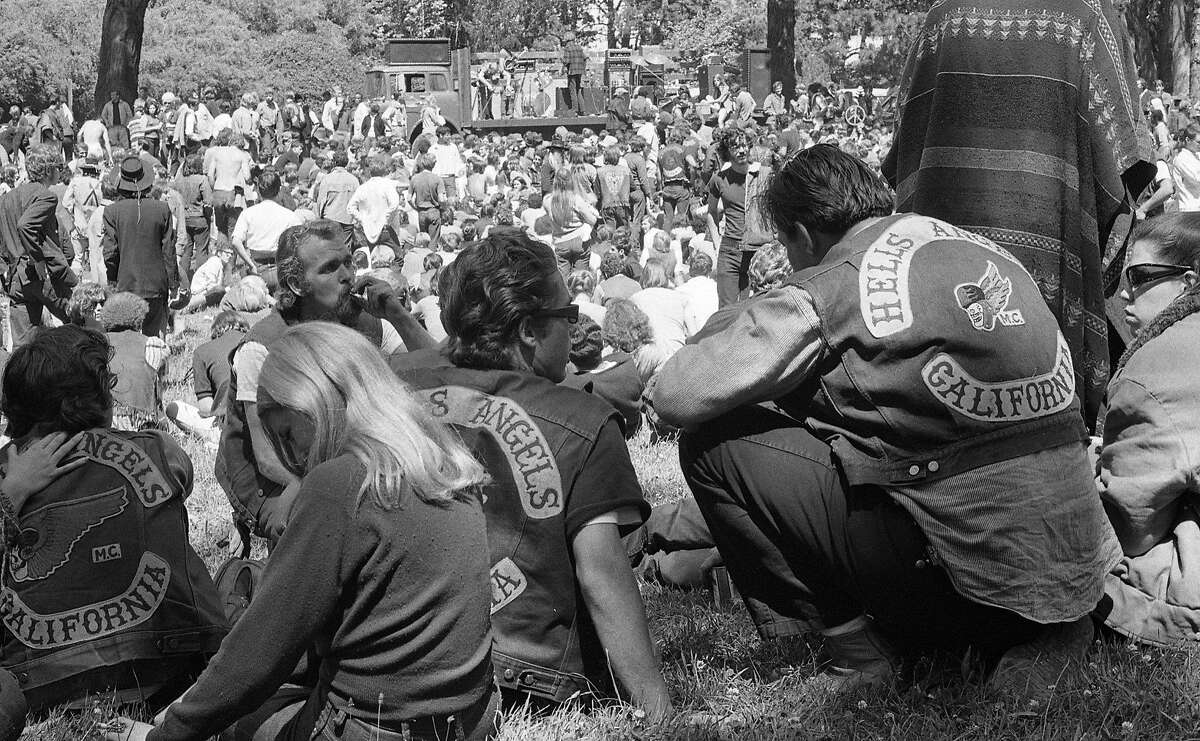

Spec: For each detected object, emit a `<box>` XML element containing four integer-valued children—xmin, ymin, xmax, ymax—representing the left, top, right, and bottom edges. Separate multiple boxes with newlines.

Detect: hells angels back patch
<box><xmin>1</xmin><ymin>431</ymin><xmax>176</xmax><ymax>649</ymax></box>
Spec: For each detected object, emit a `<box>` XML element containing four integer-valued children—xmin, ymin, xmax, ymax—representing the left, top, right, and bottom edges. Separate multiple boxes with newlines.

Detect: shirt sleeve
<box><xmin>233</xmin><ymin>341</ymin><xmax>269</xmax><ymax>404</ymax></box>
<box><xmin>564</xmin><ymin>417</ymin><xmax>650</xmax><ymax>539</ymax></box>
<box><xmin>1097</xmin><ymin>373</ymin><xmax>1198</xmax><ymax>556</ymax></box>
<box><xmin>145</xmin><ymin>336</ymin><xmax>169</xmax><ymax>373</ymax></box>
<box><xmin>380</xmin><ymin>321</ymin><xmax>405</xmax><ymax>355</ymax></box>
<box><xmin>192</xmin><ymin>347</ymin><xmax>215</xmax><ymax>401</ymax></box>
<box><xmin>149</xmin><ymin>461</ymin><xmax>357</xmax><ymax>741</ymax></box>
<box><xmin>651</xmin><ymin>286</ymin><xmax>829</xmax><ymax>428</ymax></box>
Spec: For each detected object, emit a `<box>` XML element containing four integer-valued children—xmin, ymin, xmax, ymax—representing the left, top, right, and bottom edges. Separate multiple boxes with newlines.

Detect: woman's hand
<box><xmin>103</xmin><ymin>718</ymin><xmax>154</xmax><ymax>741</ymax></box>
<box><xmin>3</xmin><ymin>432</ymin><xmax>86</xmax><ymax>512</ymax></box>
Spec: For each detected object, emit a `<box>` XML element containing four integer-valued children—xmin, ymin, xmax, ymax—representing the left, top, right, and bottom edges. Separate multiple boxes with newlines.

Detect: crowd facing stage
<box><xmin>0</xmin><ymin>0</ymin><xmax>1197</xmax><ymax>738</ymax></box>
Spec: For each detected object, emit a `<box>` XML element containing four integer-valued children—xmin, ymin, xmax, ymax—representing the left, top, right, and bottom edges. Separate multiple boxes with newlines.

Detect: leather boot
<box><xmin>988</xmin><ymin>615</ymin><xmax>1093</xmax><ymax>702</ymax></box>
<box><xmin>817</xmin><ymin>616</ymin><xmax>898</xmax><ymax>692</ymax></box>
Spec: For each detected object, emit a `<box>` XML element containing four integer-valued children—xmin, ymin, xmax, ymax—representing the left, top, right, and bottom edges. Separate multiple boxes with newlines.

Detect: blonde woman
<box><xmin>110</xmin><ymin>322</ymin><xmax>497</xmax><ymax>741</ymax></box>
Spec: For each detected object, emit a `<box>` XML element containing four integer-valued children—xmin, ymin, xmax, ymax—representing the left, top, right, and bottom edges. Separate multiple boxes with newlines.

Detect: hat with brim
<box><xmin>116</xmin><ymin>156</ymin><xmax>153</xmax><ymax>194</ymax></box>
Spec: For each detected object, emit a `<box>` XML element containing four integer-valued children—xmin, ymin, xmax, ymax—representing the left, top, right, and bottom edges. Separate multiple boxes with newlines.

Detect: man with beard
<box><xmin>217</xmin><ymin>219</ymin><xmax>436</xmax><ymax>549</ymax></box>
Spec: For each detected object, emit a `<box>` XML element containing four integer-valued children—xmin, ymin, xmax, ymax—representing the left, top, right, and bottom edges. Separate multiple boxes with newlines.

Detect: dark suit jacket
<box><xmin>102</xmin><ymin>196</ymin><xmax>177</xmax><ymax>298</ymax></box>
<box><xmin>0</xmin><ymin>182</ymin><xmax>76</xmax><ymax>299</ymax></box>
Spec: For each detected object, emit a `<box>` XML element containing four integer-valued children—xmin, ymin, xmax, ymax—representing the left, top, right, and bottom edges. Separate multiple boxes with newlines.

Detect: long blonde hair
<box><xmin>257</xmin><ymin>322</ymin><xmax>488</xmax><ymax>508</ymax></box>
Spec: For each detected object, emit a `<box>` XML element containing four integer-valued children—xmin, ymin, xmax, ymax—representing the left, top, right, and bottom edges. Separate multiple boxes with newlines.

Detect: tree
<box><xmin>141</xmin><ymin>0</ymin><xmax>257</xmax><ymax>97</ymax></box>
<box><xmin>95</xmin><ymin>0</ymin><xmax>152</xmax><ymax>115</ymax></box>
<box><xmin>793</xmin><ymin>0</ymin><xmax>930</xmax><ymax>89</ymax></box>
<box><xmin>768</xmin><ymin>0</ymin><xmax>797</xmax><ymax>101</ymax></box>
<box><xmin>0</xmin><ymin>0</ymin><xmax>101</xmax><ymax>115</ymax></box>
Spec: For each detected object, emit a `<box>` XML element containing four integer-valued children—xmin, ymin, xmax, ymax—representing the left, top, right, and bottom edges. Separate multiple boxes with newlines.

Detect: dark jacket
<box><xmin>395</xmin><ymin>364</ymin><xmax>649</xmax><ymax>703</ymax></box>
<box><xmin>0</xmin><ymin>429</ymin><xmax>227</xmax><ymax>713</ymax></box>
<box><xmin>606</xmin><ymin>96</ymin><xmax>630</xmax><ymax>133</ymax></box>
<box><xmin>217</xmin><ymin>311</ymin><xmax>383</xmax><ymax>535</ymax></box>
<box><xmin>102</xmin><ymin>196</ymin><xmax>178</xmax><ymax>297</ymax></box>
<box><xmin>0</xmin><ymin>181</ymin><xmax>77</xmax><ymax>303</ymax></box>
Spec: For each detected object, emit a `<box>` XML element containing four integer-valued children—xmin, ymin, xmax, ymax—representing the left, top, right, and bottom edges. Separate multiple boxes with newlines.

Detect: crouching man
<box><xmin>0</xmin><ymin>326</ymin><xmax>227</xmax><ymax>728</ymax></box>
<box><xmin>649</xmin><ymin>145</ymin><xmax>1121</xmax><ymax>698</ymax></box>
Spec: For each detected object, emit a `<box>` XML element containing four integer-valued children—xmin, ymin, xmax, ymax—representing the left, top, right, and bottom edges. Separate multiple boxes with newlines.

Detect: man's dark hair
<box><xmin>687</xmin><ymin>251</ymin><xmax>713</xmax><ymax>278</ymax></box>
<box><xmin>211</xmin><ymin>310</ymin><xmax>250</xmax><ymax>339</ymax></box>
<box><xmin>600</xmin><ymin>249</ymin><xmax>629</xmax><ymax>279</ymax></box>
<box><xmin>275</xmin><ymin>220</ymin><xmax>346</xmax><ymax>318</ymax></box>
<box><xmin>439</xmin><ymin>227</ymin><xmax>560</xmax><ymax>371</ymax></box>
<box><xmin>2</xmin><ymin>326</ymin><xmax>114</xmax><ymax>438</ymax></box>
<box><xmin>763</xmin><ymin>144</ymin><xmax>894</xmax><ymax>237</ymax></box>
<box><xmin>258</xmin><ymin>167</ymin><xmax>283</xmax><ymax>199</ymax></box>
<box><xmin>331</xmin><ymin>149</ymin><xmax>349</xmax><ymax>168</ymax></box>
<box><xmin>568</xmin><ymin>317</ymin><xmax>603</xmax><ymax>370</ymax></box>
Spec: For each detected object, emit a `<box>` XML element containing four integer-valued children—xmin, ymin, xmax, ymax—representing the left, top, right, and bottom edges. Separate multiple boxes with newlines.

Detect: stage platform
<box><xmin>463</xmin><ymin>115</ymin><xmax>609</xmax><ymax>137</ymax></box>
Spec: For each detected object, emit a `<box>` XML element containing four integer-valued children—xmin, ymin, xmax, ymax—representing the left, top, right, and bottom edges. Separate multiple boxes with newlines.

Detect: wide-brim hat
<box><xmin>116</xmin><ymin>155</ymin><xmax>153</xmax><ymax>193</ymax></box>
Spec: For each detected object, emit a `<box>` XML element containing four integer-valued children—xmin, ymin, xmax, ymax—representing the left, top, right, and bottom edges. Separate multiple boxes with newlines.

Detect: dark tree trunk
<box><xmin>94</xmin><ymin>0</ymin><xmax>152</xmax><ymax>116</ymax></box>
<box><xmin>767</xmin><ymin>0</ymin><xmax>797</xmax><ymax>101</ymax></box>
<box><xmin>1156</xmin><ymin>0</ymin><xmax>1191</xmax><ymax>93</ymax></box>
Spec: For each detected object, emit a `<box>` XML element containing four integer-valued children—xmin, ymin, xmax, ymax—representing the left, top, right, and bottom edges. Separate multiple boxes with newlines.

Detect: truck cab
<box><xmin>364</xmin><ymin>38</ymin><xmax>470</xmax><ymax>140</ymax></box>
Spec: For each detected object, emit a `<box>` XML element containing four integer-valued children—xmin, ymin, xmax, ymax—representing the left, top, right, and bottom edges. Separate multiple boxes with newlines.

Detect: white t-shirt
<box><xmin>232</xmin><ymin>199</ymin><xmax>304</xmax><ymax>256</ymax></box>
<box><xmin>1172</xmin><ymin>149</ymin><xmax>1200</xmax><ymax>212</ymax></box>
<box><xmin>190</xmin><ymin>255</ymin><xmax>226</xmax><ymax>295</ymax></box>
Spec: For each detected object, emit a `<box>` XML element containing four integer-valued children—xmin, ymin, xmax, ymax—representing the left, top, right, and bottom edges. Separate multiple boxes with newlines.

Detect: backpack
<box><xmin>211</xmin><ymin>556</ymin><xmax>265</xmax><ymax>626</ymax></box>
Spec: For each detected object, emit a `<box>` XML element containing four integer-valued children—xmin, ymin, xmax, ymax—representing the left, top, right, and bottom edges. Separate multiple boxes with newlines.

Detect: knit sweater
<box><xmin>150</xmin><ymin>455</ymin><xmax>494</xmax><ymax>739</ymax></box>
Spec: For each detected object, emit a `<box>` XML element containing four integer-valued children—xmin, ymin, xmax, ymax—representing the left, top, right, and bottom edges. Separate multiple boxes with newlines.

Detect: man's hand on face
<box><xmin>351</xmin><ymin>275</ymin><xmax>408</xmax><ymax>317</ymax></box>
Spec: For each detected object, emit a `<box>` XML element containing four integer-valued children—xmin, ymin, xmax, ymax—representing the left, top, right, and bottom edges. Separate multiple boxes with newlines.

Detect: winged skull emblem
<box><xmin>7</xmin><ymin>487</ymin><xmax>128</xmax><ymax>583</ymax></box>
<box><xmin>954</xmin><ymin>261</ymin><xmax>1024</xmax><ymax>331</ymax></box>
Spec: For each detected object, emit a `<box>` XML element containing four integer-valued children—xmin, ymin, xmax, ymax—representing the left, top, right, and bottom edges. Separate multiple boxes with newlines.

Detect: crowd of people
<box><xmin>1</xmin><ymin>0</ymin><xmax>1199</xmax><ymax>736</ymax></box>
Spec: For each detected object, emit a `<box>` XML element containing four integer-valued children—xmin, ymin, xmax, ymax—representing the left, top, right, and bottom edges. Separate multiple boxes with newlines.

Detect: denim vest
<box><xmin>786</xmin><ymin>213</ymin><xmax>1087</xmax><ymax>486</ymax></box>
<box><xmin>107</xmin><ymin>330</ymin><xmax>158</xmax><ymax>416</ymax></box>
<box><xmin>0</xmin><ymin>430</ymin><xmax>227</xmax><ymax>710</ymax></box>
<box><xmin>399</xmin><ymin>366</ymin><xmax>618</xmax><ymax>703</ymax></box>
<box><xmin>216</xmin><ymin>312</ymin><xmax>383</xmax><ymax>533</ymax></box>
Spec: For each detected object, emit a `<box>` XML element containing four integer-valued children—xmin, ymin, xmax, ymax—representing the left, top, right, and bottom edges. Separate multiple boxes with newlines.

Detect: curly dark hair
<box><xmin>601</xmin><ymin>299</ymin><xmax>654</xmax><ymax>353</ymax></box>
<box><xmin>439</xmin><ymin>227</ymin><xmax>560</xmax><ymax>371</ymax></box>
<box><xmin>2</xmin><ymin>326</ymin><xmax>114</xmax><ymax>438</ymax></box>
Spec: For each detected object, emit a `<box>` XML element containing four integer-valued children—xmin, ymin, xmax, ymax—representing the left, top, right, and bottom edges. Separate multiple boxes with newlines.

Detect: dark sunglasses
<box><xmin>1125</xmin><ymin>262</ymin><xmax>1192</xmax><ymax>291</ymax></box>
<box><xmin>531</xmin><ymin>304</ymin><xmax>580</xmax><ymax>324</ymax></box>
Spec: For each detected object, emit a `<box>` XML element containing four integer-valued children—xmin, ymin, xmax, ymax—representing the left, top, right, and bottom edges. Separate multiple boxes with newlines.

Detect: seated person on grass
<box><xmin>391</xmin><ymin>228</ymin><xmax>673</xmax><ymax>721</ymax></box>
<box><xmin>99</xmin><ymin>292</ymin><xmax>169</xmax><ymax>431</ymax></box>
<box><xmin>108</xmin><ymin>322</ymin><xmax>496</xmax><ymax>741</ymax></box>
<box><xmin>0</xmin><ymin>325</ymin><xmax>225</xmax><ymax>726</ymax></box>
<box><xmin>177</xmin><ymin>237</ymin><xmax>234</xmax><ymax>314</ymax></box>
<box><xmin>1094</xmin><ymin>213</ymin><xmax>1200</xmax><ymax>646</ymax></box>
<box><xmin>165</xmin><ymin>310</ymin><xmax>249</xmax><ymax>446</ymax></box>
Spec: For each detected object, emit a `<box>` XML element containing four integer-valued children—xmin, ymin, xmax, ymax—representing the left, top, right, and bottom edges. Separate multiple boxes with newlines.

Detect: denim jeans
<box><xmin>715</xmin><ymin>236</ymin><xmax>753</xmax><ymax>308</ymax></box>
<box><xmin>679</xmin><ymin>404</ymin><xmax>1042</xmax><ymax>654</ymax></box>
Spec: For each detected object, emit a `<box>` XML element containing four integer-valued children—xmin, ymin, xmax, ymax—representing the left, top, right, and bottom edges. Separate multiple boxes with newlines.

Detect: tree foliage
<box><xmin>0</xmin><ymin>0</ymin><xmax>939</xmax><ymax>117</ymax></box>
<box><xmin>0</xmin><ymin>0</ymin><xmax>102</xmax><ymax>113</ymax></box>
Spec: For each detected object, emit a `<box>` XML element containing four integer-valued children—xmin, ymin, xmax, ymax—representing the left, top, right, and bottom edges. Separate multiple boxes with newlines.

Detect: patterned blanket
<box><xmin>883</xmin><ymin>0</ymin><xmax>1154</xmax><ymax>426</ymax></box>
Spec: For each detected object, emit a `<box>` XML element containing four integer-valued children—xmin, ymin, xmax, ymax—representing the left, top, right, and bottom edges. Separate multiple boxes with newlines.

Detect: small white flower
<box><xmin>884</xmin><ymin>712</ymin><xmax>895</xmax><ymax>721</ymax></box>
<box><xmin>856</xmin><ymin>700</ymin><xmax>867</xmax><ymax>710</ymax></box>
<box><xmin>1121</xmin><ymin>721</ymin><xmax>1135</xmax><ymax>734</ymax></box>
